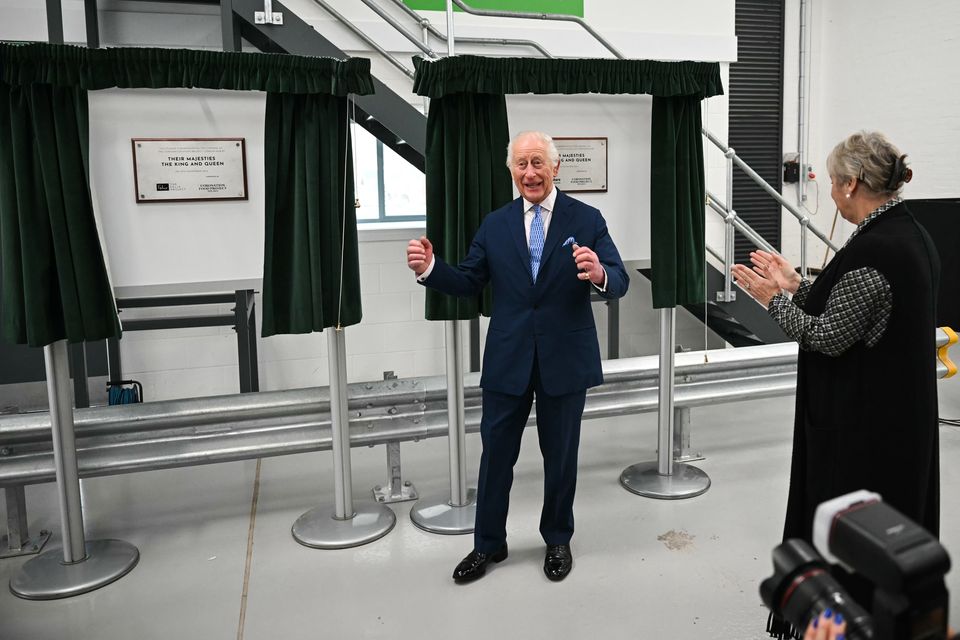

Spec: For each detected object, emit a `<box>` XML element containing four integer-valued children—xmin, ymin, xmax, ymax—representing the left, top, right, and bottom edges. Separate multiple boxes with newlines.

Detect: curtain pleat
<box><xmin>650</xmin><ymin>95</ymin><xmax>706</xmax><ymax>308</ymax></box>
<box><xmin>424</xmin><ymin>93</ymin><xmax>513</xmax><ymax>320</ymax></box>
<box><xmin>261</xmin><ymin>93</ymin><xmax>361</xmax><ymax>334</ymax></box>
<box><xmin>413</xmin><ymin>56</ymin><xmax>722</xmax><ymax>99</ymax></box>
<box><xmin>0</xmin><ymin>82</ymin><xmax>121</xmax><ymax>346</ymax></box>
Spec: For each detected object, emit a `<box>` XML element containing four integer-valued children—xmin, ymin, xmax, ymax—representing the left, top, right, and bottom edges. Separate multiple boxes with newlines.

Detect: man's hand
<box><xmin>407</xmin><ymin>236</ymin><xmax>433</xmax><ymax>276</ymax></box>
<box><xmin>572</xmin><ymin>244</ymin><xmax>605</xmax><ymax>285</ymax></box>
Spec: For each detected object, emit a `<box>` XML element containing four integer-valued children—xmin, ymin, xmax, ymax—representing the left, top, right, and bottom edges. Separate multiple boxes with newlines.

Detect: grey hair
<box><xmin>826</xmin><ymin>131</ymin><xmax>912</xmax><ymax>196</ymax></box>
<box><xmin>505</xmin><ymin>131</ymin><xmax>560</xmax><ymax>168</ymax></box>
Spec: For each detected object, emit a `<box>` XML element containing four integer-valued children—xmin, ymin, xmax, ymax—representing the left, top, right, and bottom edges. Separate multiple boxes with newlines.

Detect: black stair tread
<box><xmin>636</xmin><ymin>266</ymin><xmax>790</xmax><ymax>347</ymax></box>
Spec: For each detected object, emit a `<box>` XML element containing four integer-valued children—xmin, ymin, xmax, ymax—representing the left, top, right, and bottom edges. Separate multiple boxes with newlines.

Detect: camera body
<box><xmin>761</xmin><ymin>490</ymin><xmax>951</xmax><ymax>640</ymax></box>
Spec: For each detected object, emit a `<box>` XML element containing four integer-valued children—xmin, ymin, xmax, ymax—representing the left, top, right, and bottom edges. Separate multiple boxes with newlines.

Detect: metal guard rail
<box><xmin>0</xmin><ymin>343</ymin><xmax>799</xmax><ymax>486</ymax></box>
<box><xmin>1</xmin><ymin>332</ymin><xmax>953</xmax><ymax>487</ymax></box>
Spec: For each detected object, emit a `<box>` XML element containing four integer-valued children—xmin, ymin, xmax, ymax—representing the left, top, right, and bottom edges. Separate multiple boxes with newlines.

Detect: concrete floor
<box><xmin>1</xmin><ymin>387</ymin><xmax>958</xmax><ymax>640</ymax></box>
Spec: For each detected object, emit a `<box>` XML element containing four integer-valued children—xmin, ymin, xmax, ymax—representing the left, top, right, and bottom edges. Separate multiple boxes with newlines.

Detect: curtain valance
<box><xmin>0</xmin><ymin>43</ymin><xmax>374</xmax><ymax>96</ymax></box>
<box><xmin>412</xmin><ymin>55</ymin><xmax>722</xmax><ymax>99</ymax></box>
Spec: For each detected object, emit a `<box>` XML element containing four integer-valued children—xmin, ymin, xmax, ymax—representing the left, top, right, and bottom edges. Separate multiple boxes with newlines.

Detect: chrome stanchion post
<box><xmin>717</xmin><ymin>149</ymin><xmax>737</xmax><ymax>303</ymax></box>
<box><xmin>409</xmin><ymin>0</ymin><xmax>476</xmax><ymax>535</ymax></box>
<box><xmin>292</xmin><ymin>328</ymin><xmax>396</xmax><ymax>549</ymax></box>
<box><xmin>619</xmin><ymin>309</ymin><xmax>711</xmax><ymax>499</ymax></box>
<box><xmin>410</xmin><ymin>320</ymin><xmax>477</xmax><ymax>533</ymax></box>
<box><xmin>10</xmin><ymin>340</ymin><xmax>139</xmax><ymax>600</ymax></box>
<box><xmin>800</xmin><ymin>217</ymin><xmax>809</xmax><ymax>279</ymax></box>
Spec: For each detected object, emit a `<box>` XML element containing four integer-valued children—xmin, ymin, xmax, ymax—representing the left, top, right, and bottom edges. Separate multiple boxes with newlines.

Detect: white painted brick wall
<box><xmin>780</xmin><ymin>0</ymin><xmax>960</xmax><ymax>266</ymax></box>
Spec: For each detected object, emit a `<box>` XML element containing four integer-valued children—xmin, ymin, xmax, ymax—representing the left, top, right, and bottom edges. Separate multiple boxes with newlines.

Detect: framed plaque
<box><xmin>132</xmin><ymin>138</ymin><xmax>248</xmax><ymax>203</ymax></box>
<box><xmin>553</xmin><ymin>137</ymin><xmax>607</xmax><ymax>193</ymax></box>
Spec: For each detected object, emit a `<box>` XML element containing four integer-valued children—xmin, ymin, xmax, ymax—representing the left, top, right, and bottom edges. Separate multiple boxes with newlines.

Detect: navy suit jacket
<box><xmin>424</xmin><ymin>190</ymin><xmax>629</xmax><ymax>397</ymax></box>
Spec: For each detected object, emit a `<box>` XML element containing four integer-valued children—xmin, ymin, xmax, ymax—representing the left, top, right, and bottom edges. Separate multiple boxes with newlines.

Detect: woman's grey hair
<box><xmin>505</xmin><ymin>131</ymin><xmax>560</xmax><ymax>168</ymax></box>
<box><xmin>826</xmin><ymin>131</ymin><xmax>913</xmax><ymax>196</ymax></box>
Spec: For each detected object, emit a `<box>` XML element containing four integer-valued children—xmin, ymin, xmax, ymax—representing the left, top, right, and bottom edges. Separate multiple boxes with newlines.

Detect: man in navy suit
<box><xmin>406</xmin><ymin>131</ymin><xmax>629</xmax><ymax>583</ymax></box>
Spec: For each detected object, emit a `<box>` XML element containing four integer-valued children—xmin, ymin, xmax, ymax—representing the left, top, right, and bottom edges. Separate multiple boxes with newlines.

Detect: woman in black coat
<box><xmin>733</xmin><ymin>131</ymin><xmax>941</xmax><ymax>636</ymax></box>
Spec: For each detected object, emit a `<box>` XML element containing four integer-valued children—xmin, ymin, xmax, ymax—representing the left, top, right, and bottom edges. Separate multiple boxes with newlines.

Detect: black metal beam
<box><xmin>220</xmin><ymin>0</ymin><xmax>242</xmax><ymax>52</ymax></box>
<box><xmin>68</xmin><ymin>343</ymin><xmax>90</xmax><ymax>408</ymax></box>
<box><xmin>121</xmin><ymin>315</ymin><xmax>235</xmax><ymax>331</ymax></box>
<box><xmin>231</xmin><ymin>0</ymin><xmax>426</xmax><ymax>171</ymax></box>
<box><xmin>46</xmin><ymin>0</ymin><xmax>64</xmax><ymax>43</ymax></box>
<box><xmin>84</xmin><ymin>0</ymin><xmax>100</xmax><ymax>48</ymax></box>
<box><xmin>116</xmin><ymin>294</ymin><xmax>237</xmax><ymax>308</ymax></box>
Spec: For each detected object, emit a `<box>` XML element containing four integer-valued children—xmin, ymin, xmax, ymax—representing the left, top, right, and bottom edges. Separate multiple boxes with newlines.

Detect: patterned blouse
<box><xmin>767</xmin><ymin>198</ymin><xmax>902</xmax><ymax>357</ymax></box>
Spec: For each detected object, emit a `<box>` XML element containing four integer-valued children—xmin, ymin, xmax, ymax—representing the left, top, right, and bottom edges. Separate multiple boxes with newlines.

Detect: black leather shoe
<box><xmin>544</xmin><ymin>544</ymin><xmax>573</xmax><ymax>581</ymax></box>
<box><xmin>452</xmin><ymin>544</ymin><xmax>508</xmax><ymax>584</ymax></box>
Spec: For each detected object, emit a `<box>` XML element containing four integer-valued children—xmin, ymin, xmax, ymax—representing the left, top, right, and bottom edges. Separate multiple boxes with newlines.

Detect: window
<box><xmin>352</xmin><ymin>124</ymin><xmax>425</xmax><ymax>224</ymax></box>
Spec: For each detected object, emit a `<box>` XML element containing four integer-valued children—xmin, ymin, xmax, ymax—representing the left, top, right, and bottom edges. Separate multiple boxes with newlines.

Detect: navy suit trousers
<box><xmin>473</xmin><ymin>355</ymin><xmax>587</xmax><ymax>553</ymax></box>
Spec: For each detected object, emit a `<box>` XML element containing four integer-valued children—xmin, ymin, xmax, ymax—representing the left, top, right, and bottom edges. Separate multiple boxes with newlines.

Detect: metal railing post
<box><xmin>800</xmin><ymin>217</ymin><xmax>810</xmax><ymax>279</ymax></box>
<box><xmin>619</xmin><ymin>310</ymin><xmax>711</xmax><ymax>499</ymax></box>
<box><xmin>1</xmin><ymin>486</ymin><xmax>50</xmax><ymax>559</ymax></box>
<box><xmin>292</xmin><ymin>328</ymin><xmax>396</xmax><ymax>549</ymax></box>
<box><xmin>11</xmin><ymin>340</ymin><xmax>139</xmax><ymax>600</ymax></box>
<box><xmin>702</xmin><ymin>128</ymin><xmax>840</xmax><ymax>255</ymax></box>
<box><xmin>409</xmin><ymin>4</ymin><xmax>478</xmax><ymax>535</ymax></box>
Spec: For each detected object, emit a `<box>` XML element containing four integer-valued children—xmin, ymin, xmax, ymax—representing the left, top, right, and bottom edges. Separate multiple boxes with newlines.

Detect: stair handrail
<box><xmin>450</xmin><ymin>0</ymin><xmax>623</xmax><ymax>58</ymax></box>
<box><xmin>309</xmin><ymin>0</ymin><xmax>416</xmax><ymax>79</ymax></box>
<box><xmin>386</xmin><ymin>0</ymin><xmax>554</xmax><ymax>58</ymax></box>
<box><xmin>702</xmin><ymin>127</ymin><xmax>839</xmax><ymax>302</ymax></box>
<box><xmin>703</xmin><ymin>190</ymin><xmax>775</xmax><ymax>303</ymax></box>
<box><xmin>702</xmin><ymin>127</ymin><xmax>840</xmax><ymax>254</ymax></box>
<box><xmin>358</xmin><ymin>0</ymin><xmax>440</xmax><ymax>59</ymax></box>
<box><xmin>706</xmin><ymin>191</ymin><xmax>776</xmax><ymax>254</ymax></box>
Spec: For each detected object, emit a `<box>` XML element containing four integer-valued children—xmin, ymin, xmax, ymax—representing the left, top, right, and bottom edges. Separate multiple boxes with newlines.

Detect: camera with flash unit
<box><xmin>761</xmin><ymin>490</ymin><xmax>952</xmax><ymax>640</ymax></box>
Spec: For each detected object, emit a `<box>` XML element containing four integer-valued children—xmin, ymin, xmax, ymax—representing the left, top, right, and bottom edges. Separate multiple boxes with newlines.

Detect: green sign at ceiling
<box><xmin>402</xmin><ymin>0</ymin><xmax>584</xmax><ymax>17</ymax></box>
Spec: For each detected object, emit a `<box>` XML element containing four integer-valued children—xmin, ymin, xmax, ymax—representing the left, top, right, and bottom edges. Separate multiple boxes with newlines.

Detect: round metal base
<box><xmin>291</xmin><ymin>501</ymin><xmax>396</xmax><ymax>549</ymax></box>
<box><xmin>10</xmin><ymin>539</ymin><xmax>140</xmax><ymax>600</ymax></box>
<box><xmin>409</xmin><ymin>488</ymin><xmax>477</xmax><ymax>535</ymax></box>
<box><xmin>619</xmin><ymin>462</ymin><xmax>711</xmax><ymax>500</ymax></box>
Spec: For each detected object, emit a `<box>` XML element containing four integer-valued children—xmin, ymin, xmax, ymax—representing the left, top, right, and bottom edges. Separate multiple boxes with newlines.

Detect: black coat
<box><xmin>782</xmin><ymin>202</ymin><xmax>941</xmax><ymax>542</ymax></box>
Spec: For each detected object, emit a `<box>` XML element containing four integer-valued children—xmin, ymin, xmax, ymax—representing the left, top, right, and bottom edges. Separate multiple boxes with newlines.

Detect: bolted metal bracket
<box><xmin>254</xmin><ymin>11</ymin><xmax>283</xmax><ymax>24</ymax></box>
<box><xmin>2</xmin><ymin>486</ymin><xmax>51</xmax><ymax>559</ymax></box>
<box><xmin>1</xmin><ymin>530</ymin><xmax>52</xmax><ymax>560</ymax></box>
<box><xmin>672</xmin><ymin>407</ymin><xmax>705</xmax><ymax>463</ymax></box>
<box><xmin>373</xmin><ymin>441</ymin><xmax>419</xmax><ymax>504</ymax></box>
<box><xmin>716</xmin><ymin>290</ymin><xmax>737</xmax><ymax>302</ymax></box>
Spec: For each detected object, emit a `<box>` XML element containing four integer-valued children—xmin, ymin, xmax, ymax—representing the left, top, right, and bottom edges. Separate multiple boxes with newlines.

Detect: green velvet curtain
<box><xmin>424</xmin><ymin>93</ymin><xmax>513</xmax><ymax>320</ymax></box>
<box><xmin>0</xmin><ymin>80</ymin><xmax>120</xmax><ymax>347</ymax></box>
<box><xmin>0</xmin><ymin>42</ymin><xmax>373</xmax><ymax>346</ymax></box>
<box><xmin>413</xmin><ymin>55</ymin><xmax>722</xmax><ymax>311</ymax></box>
<box><xmin>261</xmin><ymin>93</ymin><xmax>361</xmax><ymax>334</ymax></box>
<box><xmin>413</xmin><ymin>56</ymin><xmax>723</xmax><ymax>99</ymax></box>
<box><xmin>0</xmin><ymin>42</ymin><xmax>373</xmax><ymax>96</ymax></box>
<box><xmin>650</xmin><ymin>95</ymin><xmax>706</xmax><ymax>308</ymax></box>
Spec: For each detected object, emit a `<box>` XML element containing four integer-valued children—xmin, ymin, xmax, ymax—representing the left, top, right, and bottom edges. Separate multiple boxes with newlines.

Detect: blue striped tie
<box><xmin>530</xmin><ymin>203</ymin><xmax>545</xmax><ymax>282</ymax></box>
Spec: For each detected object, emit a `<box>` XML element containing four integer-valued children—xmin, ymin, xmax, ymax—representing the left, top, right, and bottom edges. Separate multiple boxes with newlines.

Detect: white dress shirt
<box><xmin>416</xmin><ymin>188</ymin><xmax>606</xmax><ymax>291</ymax></box>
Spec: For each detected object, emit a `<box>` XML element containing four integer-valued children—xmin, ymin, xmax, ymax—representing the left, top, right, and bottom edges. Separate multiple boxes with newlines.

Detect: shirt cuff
<box><xmin>416</xmin><ymin>256</ymin><xmax>436</xmax><ymax>282</ymax></box>
<box><xmin>591</xmin><ymin>268</ymin><xmax>608</xmax><ymax>293</ymax></box>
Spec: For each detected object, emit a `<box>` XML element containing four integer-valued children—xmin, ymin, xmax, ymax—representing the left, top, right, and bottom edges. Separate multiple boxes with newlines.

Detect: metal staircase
<box><xmin>225</xmin><ymin>0</ymin><xmax>427</xmax><ymax>171</ymax></box>
<box><xmin>220</xmin><ymin>0</ymin><xmax>837</xmax><ymax>347</ymax></box>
